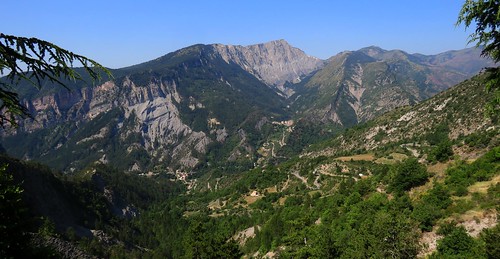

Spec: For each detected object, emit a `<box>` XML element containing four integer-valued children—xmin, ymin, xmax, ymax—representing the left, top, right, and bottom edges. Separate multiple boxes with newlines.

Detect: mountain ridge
<box><xmin>305</xmin><ymin>71</ymin><xmax>499</xmax><ymax>159</ymax></box>
<box><xmin>0</xmin><ymin>40</ymin><xmax>495</xmax><ymax>174</ymax></box>
<box><xmin>291</xmin><ymin>45</ymin><xmax>495</xmax><ymax>126</ymax></box>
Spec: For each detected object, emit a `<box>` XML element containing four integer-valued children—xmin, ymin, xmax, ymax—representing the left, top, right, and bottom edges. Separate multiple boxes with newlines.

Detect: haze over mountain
<box><xmin>0</xmin><ymin>40</ymin><xmax>495</xmax><ymax>174</ymax></box>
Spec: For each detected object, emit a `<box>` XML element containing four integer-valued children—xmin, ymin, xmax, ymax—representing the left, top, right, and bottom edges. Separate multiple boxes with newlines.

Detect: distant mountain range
<box><xmin>292</xmin><ymin>45</ymin><xmax>495</xmax><ymax>126</ymax></box>
<box><xmin>0</xmin><ymin>40</ymin><xmax>495</xmax><ymax>173</ymax></box>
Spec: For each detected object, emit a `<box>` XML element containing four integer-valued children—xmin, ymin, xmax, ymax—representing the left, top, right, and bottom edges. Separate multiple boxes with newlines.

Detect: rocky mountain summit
<box><xmin>213</xmin><ymin>39</ymin><xmax>324</xmax><ymax>95</ymax></box>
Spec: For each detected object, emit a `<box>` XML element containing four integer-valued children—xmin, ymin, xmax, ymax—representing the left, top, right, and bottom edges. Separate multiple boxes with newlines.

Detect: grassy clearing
<box><xmin>410</xmin><ymin>162</ymin><xmax>452</xmax><ymax>199</ymax></box>
<box><xmin>308</xmin><ymin>190</ymin><xmax>322</xmax><ymax>197</ymax></box>
<box><xmin>243</xmin><ymin>195</ymin><xmax>262</xmax><ymax>205</ymax></box>
<box><xmin>374</xmin><ymin>153</ymin><xmax>408</xmax><ymax>164</ymax></box>
<box><xmin>265</xmin><ymin>186</ymin><xmax>278</xmax><ymax>193</ymax></box>
<box><xmin>208</xmin><ymin>199</ymin><xmax>226</xmax><ymax>210</ymax></box>
<box><xmin>426</xmin><ymin>161</ymin><xmax>451</xmax><ymax>182</ymax></box>
<box><xmin>335</xmin><ymin>153</ymin><xmax>375</xmax><ymax>161</ymax></box>
<box><xmin>468</xmin><ymin>174</ymin><xmax>500</xmax><ymax>194</ymax></box>
<box><xmin>183</xmin><ymin>210</ymin><xmax>200</xmax><ymax>217</ymax></box>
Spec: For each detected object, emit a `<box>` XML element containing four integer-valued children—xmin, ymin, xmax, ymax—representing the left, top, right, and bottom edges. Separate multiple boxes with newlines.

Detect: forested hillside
<box><xmin>1</xmin><ymin>72</ymin><xmax>498</xmax><ymax>258</ymax></box>
<box><xmin>2</xmin><ymin>0</ymin><xmax>500</xmax><ymax>258</ymax></box>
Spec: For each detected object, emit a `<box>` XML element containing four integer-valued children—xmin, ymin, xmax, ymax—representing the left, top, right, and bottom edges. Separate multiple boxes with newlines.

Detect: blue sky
<box><xmin>3</xmin><ymin>0</ymin><xmax>473</xmax><ymax>68</ymax></box>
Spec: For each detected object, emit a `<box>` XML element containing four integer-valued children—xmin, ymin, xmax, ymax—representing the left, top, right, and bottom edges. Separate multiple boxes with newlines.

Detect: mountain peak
<box><xmin>213</xmin><ymin>40</ymin><xmax>324</xmax><ymax>90</ymax></box>
<box><xmin>264</xmin><ymin>39</ymin><xmax>290</xmax><ymax>46</ymax></box>
<box><xmin>358</xmin><ymin>46</ymin><xmax>387</xmax><ymax>58</ymax></box>
<box><xmin>360</xmin><ymin>45</ymin><xmax>385</xmax><ymax>51</ymax></box>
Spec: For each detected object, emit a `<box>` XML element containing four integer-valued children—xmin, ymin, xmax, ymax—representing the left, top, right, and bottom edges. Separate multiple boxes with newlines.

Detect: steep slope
<box><xmin>0</xmin><ymin>43</ymin><xmax>495</xmax><ymax>174</ymax></box>
<box><xmin>292</xmin><ymin>50</ymin><xmax>429</xmax><ymax>126</ymax></box>
<box><xmin>183</xmin><ymin>71</ymin><xmax>499</xmax><ymax>258</ymax></box>
<box><xmin>1</xmin><ymin>44</ymin><xmax>290</xmax><ymax>173</ymax></box>
<box><xmin>292</xmin><ymin>46</ymin><xmax>494</xmax><ymax>127</ymax></box>
<box><xmin>0</xmin><ymin>154</ymin><xmax>181</xmax><ymax>257</ymax></box>
<box><xmin>125</xmin><ymin>72</ymin><xmax>498</xmax><ymax>258</ymax></box>
<box><xmin>307</xmin><ymin>71</ymin><xmax>499</xmax><ymax>158</ymax></box>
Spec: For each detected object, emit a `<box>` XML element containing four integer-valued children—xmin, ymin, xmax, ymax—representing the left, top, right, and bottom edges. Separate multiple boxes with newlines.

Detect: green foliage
<box><xmin>0</xmin><ymin>154</ymin><xmax>190</xmax><ymax>257</ymax></box>
<box><xmin>38</xmin><ymin>217</ymin><xmax>57</xmax><ymax>237</ymax></box>
<box><xmin>0</xmin><ymin>33</ymin><xmax>111</xmax><ymax>127</ymax></box>
<box><xmin>0</xmin><ymin>163</ymin><xmax>30</xmax><ymax>257</ymax></box>
<box><xmin>424</xmin><ymin>122</ymin><xmax>454</xmax><ymax>163</ymax></box>
<box><xmin>457</xmin><ymin>0</ymin><xmax>500</xmax><ymax>117</ymax></box>
<box><xmin>231</xmin><ymin>166</ymin><xmax>287</xmax><ymax>192</ymax></box>
<box><xmin>0</xmin><ymin>162</ymin><xmax>61</xmax><ymax>257</ymax></box>
<box><xmin>371</xmin><ymin>211</ymin><xmax>421</xmax><ymax>258</ymax></box>
<box><xmin>425</xmin><ymin>183</ymin><xmax>453</xmax><ymax>210</ymax></box>
<box><xmin>434</xmin><ymin>226</ymin><xmax>479</xmax><ymax>258</ymax></box>
<box><xmin>389</xmin><ymin>158</ymin><xmax>429</xmax><ymax>194</ymax></box>
<box><xmin>3</xmin><ymin>143</ymin><xmax>495</xmax><ymax>258</ymax></box>
<box><xmin>373</xmin><ymin>129</ymin><xmax>387</xmax><ymax>142</ymax></box>
<box><xmin>463</xmin><ymin>130</ymin><xmax>497</xmax><ymax>148</ymax></box>
<box><xmin>317</xmin><ymin>196</ymin><xmax>420</xmax><ymax>258</ymax></box>
<box><xmin>184</xmin><ymin>220</ymin><xmax>242</xmax><ymax>259</ymax></box>
<box><xmin>481</xmin><ymin>224</ymin><xmax>500</xmax><ymax>259</ymax></box>
<box><xmin>237</xmin><ymin>171</ymin><xmax>423</xmax><ymax>258</ymax></box>
<box><xmin>445</xmin><ymin>147</ymin><xmax>500</xmax><ymax>195</ymax></box>
<box><xmin>425</xmin><ymin>123</ymin><xmax>450</xmax><ymax>146</ymax></box>
<box><xmin>412</xmin><ymin>202</ymin><xmax>443</xmax><ymax>232</ymax></box>
<box><xmin>1</xmin><ymin>122</ymin><xmax>495</xmax><ymax>258</ymax></box>
<box><xmin>278</xmin><ymin>119</ymin><xmax>336</xmax><ymax>157</ymax></box>
<box><xmin>484</xmin><ymin>68</ymin><xmax>500</xmax><ymax>118</ymax></box>
<box><xmin>412</xmin><ymin>183</ymin><xmax>452</xmax><ymax>231</ymax></box>
<box><xmin>457</xmin><ymin>0</ymin><xmax>500</xmax><ymax>63</ymax></box>
<box><xmin>428</xmin><ymin>140</ymin><xmax>454</xmax><ymax>162</ymax></box>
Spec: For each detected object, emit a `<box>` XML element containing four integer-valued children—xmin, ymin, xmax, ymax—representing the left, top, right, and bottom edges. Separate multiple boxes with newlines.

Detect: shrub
<box><xmin>436</xmin><ymin>226</ymin><xmax>477</xmax><ymax>257</ymax></box>
<box><xmin>389</xmin><ymin>158</ymin><xmax>429</xmax><ymax>194</ymax></box>
<box><xmin>482</xmin><ymin>224</ymin><xmax>500</xmax><ymax>259</ymax></box>
<box><xmin>428</xmin><ymin>140</ymin><xmax>453</xmax><ymax>162</ymax></box>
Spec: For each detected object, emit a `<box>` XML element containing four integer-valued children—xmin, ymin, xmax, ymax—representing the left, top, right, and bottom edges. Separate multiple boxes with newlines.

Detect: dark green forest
<box><xmin>1</xmin><ymin>136</ymin><xmax>498</xmax><ymax>258</ymax></box>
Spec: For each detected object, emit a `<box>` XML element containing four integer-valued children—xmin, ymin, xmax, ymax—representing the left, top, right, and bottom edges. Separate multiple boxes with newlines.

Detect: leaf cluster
<box><xmin>0</xmin><ymin>33</ymin><xmax>111</xmax><ymax>127</ymax></box>
<box><xmin>457</xmin><ymin>1</ymin><xmax>500</xmax><ymax>117</ymax></box>
<box><xmin>457</xmin><ymin>0</ymin><xmax>500</xmax><ymax>63</ymax></box>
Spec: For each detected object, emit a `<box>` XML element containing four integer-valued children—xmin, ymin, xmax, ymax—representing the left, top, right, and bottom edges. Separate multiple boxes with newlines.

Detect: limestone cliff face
<box><xmin>213</xmin><ymin>40</ymin><xmax>324</xmax><ymax>96</ymax></box>
<box><xmin>4</xmin><ymin>40</ymin><xmax>312</xmax><ymax>172</ymax></box>
<box><xmin>10</xmin><ymin>77</ymin><xmax>210</xmax><ymax>171</ymax></box>
<box><xmin>20</xmin><ymin>87</ymin><xmax>91</xmax><ymax>132</ymax></box>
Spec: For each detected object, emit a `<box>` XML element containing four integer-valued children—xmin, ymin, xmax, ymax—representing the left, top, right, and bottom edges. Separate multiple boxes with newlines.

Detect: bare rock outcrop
<box><xmin>213</xmin><ymin>40</ymin><xmax>324</xmax><ymax>94</ymax></box>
